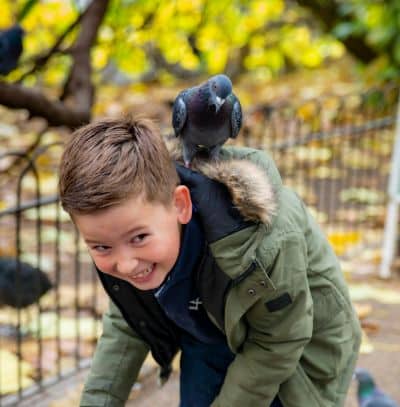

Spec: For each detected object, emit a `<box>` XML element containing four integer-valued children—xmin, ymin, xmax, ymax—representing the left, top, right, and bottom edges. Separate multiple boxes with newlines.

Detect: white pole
<box><xmin>380</xmin><ymin>92</ymin><xmax>400</xmax><ymax>278</ymax></box>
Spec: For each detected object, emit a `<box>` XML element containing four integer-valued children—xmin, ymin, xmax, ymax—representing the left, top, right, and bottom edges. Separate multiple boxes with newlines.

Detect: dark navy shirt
<box><xmin>154</xmin><ymin>212</ymin><xmax>226</xmax><ymax>344</ymax></box>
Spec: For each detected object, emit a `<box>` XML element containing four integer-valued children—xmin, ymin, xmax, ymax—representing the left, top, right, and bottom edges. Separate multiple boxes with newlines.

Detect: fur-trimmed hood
<box><xmin>167</xmin><ymin>138</ymin><xmax>280</xmax><ymax>227</ymax></box>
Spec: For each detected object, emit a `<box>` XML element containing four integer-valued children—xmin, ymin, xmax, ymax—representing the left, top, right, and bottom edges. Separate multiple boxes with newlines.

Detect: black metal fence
<box><xmin>0</xmin><ymin>83</ymin><xmax>398</xmax><ymax>404</ymax></box>
<box><xmin>0</xmin><ymin>142</ymin><xmax>103</xmax><ymax>405</ymax></box>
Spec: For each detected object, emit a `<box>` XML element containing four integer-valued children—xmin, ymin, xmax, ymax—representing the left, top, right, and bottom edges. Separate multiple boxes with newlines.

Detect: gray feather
<box><xmin>231</xmin><ymin>97</ymin><xmax>242</xmax><ymax>138</ymax></box>
<box><xmin>172</xmin><ymin>90</ymin><xmax>188</xmax><ymax>136</ymax></box>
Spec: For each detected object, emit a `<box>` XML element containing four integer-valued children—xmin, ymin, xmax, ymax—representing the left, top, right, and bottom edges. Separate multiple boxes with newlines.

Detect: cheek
<box><xmin>91</xmin><ymin>254</ymin><xmax>113</xmax><ymax>274</ymax></box>
<box><xmin>152</xmin><ymin>229</ymin><xmax>181</xmax><ymax>264</ymax></box>
<box><xmin>165</xmin><ymin>230</ymin><xmax>181</xmax><ymax>263</ymax></box>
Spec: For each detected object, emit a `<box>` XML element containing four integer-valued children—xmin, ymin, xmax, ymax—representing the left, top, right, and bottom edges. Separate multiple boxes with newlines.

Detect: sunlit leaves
<box><xmin>281</xmin><ymin>26</ymin><xmax>339</xmax><ymax>68</ymax></box>
<box><xmin>1</xmin><ymin>0</ymin><xmax>398</xmax><ymax>84</ymax></box>
<box><xmin>250</xmin><ymin>0</ymin><xmax>284</xmax><ymax>22</ymax></box>
<box><xmin>245</xmin><ymin>44</ymin><xmax>285</xmax><ymax>73</ymax></box>
<box><xmin>0</xmin><ymin>1</ymin><xmax>13</xmax><ymax>27</ymax></box>
<box><xmin>350</xmin><ymin>284</ymin><xmax>400</xmax><ymax>304</ymax></box>
<box><xmin>25</xmin><ymin>312</ymin><xmax>101</xmax><ymax>340</ymax></box>
<box><xmin>328</xmin><ymin>229</ymin><xmax>361</xmax><ymax>256</ymax></box>
<box><xmin>0</xmin><ymin>0</ymin><xmax>356</xmax><ymax>84</ymax></box>
<box><xmin>340</xmin><ymin>188</ymin><xmax>384</xmax><ymax>205</ymax></box>
<box><xmin>0</xmin><ymin>349</ymin><xmax>34</xmax><ymax>394</ymax></box>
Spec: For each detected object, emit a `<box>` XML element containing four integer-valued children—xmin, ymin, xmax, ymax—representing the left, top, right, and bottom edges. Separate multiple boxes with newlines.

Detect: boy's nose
<box><xmin>116</xmin><ymin>255</ymin><xmax>139</xmax><ymax>276</ymax></box>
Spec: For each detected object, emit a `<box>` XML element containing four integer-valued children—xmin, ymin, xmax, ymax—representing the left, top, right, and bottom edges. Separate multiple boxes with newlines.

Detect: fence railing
<box><xmin>0</xmin><ymin>144</ymin><xmax>103</xmax><ymax>405</ymax></box>
<box><xmin>0</xmin><ymin>83</ymin><xmax>398</xmax><ymax>404</ymax></box>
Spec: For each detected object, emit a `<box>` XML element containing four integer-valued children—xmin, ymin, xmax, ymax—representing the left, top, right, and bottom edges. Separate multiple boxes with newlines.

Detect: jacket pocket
<box><xmin>302</xmin><ymin>288</ymin><xmax>354</xmax><ymax>381</ymax></box>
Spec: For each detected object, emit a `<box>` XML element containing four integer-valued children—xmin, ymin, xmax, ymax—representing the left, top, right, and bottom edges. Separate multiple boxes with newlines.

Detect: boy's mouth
<box><xmin>131</xmin><ymin>263</ymin><xmax>156</xmax><ymax>281</ymax></box>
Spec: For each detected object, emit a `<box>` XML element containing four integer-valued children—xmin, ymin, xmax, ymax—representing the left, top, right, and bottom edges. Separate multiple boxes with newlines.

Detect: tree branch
<box><xmin>60</xmin><ymin>0</ymin><xmax>110</xmax><ymax>109</ymax></box>
<box><xmin>0</xmin><ymin>81</ymin><xmax>90</xmax><ymax>127</ymax></box>
<box><xmin>0</xmin><ymin>0</ymin><xmax>110</xmax><ymax>128</ymax></box>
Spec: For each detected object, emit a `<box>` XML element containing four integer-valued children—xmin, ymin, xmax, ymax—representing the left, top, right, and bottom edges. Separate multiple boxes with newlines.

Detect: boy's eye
<box><xmin>132</xmin><ymin>234</ymin><xmax>148</xmax><ymax>244</ymax></box>
<box><xmin>91</xmin><ymin>245</ymin><xmax>110</xmax><ymax>253</ymax></box>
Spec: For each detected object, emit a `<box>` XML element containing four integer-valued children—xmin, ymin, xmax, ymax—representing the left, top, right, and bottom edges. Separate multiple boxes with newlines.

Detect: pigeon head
<box><xmin>207</xmin><ymin>74</ymin><xmax>232</xmax><ymax>113</ymax></box>
<box><xmin>354</xmin><ymin>368</ymin><xmax>376</xmax><ymax>398</ymax></box>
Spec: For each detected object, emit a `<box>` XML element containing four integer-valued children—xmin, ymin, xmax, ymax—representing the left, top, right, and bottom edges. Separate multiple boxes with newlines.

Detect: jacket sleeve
<box><xmin>210</xmin><ymin>230</ymin><xmax>314</xmax><ymax>407</ymax></box>
<box><xmin>80</xmin><ymin>300</ymin><xmax>149</xmax><ymax>407</ymax></box>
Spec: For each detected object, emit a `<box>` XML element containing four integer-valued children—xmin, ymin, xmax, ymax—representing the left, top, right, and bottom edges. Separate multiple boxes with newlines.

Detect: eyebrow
<box><xmin>84</xmin><ymin>226</ymin><xmax>147</xmax><ymax>245</ymax></box>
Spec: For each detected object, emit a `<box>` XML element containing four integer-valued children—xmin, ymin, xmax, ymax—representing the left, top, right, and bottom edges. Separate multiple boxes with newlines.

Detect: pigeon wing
<box><xmin>230</xmin><ymin>93</ymin><xmax>242</xmax><ymax>139</ymax></box>
<box><xmin>172</xmin><ymin>90</ymin><xmax>189</xmax><ymax>137</ymax></box>
<box><xmin>366</xmin><ymin>394</ymin><xmax>400</xmax><ymax>407</ymax></box>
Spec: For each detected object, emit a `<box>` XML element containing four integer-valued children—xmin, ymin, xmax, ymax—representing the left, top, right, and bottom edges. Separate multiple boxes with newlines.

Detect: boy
<box><xmin>59</xmin><ymin>116</ymin><xmax>361</xmax><ymax>407</ymax></box>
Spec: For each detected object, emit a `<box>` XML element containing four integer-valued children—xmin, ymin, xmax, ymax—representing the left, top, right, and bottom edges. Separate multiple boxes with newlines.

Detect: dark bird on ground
<box><xmin>355</xmin><ymin>368</ymin><xmax>399</xmax><ymax>407</ymax></box>
<box><xmin>0</xmin><ymin>24</ymin><xmax>24</xmax><ymax>76</ymax></box>
<box><xmin>172</xmin><ymin>74</ymin><xmax>242</xmax><ymax>167</ymax></box>
<box><xmin>0</xmin><ymin>257</ymin><xmax>52</xmax><ymax>308</ymax></box>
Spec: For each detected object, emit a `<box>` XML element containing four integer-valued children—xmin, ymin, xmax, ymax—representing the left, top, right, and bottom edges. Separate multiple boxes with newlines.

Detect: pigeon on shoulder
<box><xmin>172</xmin><ymin>74</ymin><xmax>242</xmax><ymax>167</ymax></box>
<box><xmin>355</xmin><ymin>368</ymin><xmax>398</xmax><ymax>407</ymax></box>
<box><xmin>0</xmin><ymin>24</ymin><xmax>24</xmax><ymax>76</ymax></box>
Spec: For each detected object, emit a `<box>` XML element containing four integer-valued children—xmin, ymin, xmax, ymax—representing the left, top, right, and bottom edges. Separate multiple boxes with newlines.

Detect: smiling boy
<box><xmin>75</xmin><ymin>195</ymin><xmax>189</xmax><ymax>291</ymax></box>
<box><xmin>59</xmin><ymin>116</ymin><xmax>361</xmax><ymax>407</ymax></box>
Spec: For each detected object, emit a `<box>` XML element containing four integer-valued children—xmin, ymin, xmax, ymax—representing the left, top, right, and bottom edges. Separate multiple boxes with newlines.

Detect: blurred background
<box><xmin>0</xmin><ymin>0</ymin><xmax>399</xmax><ymax>405</ymax></box>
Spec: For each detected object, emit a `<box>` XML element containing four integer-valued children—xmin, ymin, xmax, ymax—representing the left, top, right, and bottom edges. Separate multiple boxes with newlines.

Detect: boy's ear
<box><xmin>173</xmin><ymin>185</ymin><xmax>192</xmax><ymax>224</ymax></box>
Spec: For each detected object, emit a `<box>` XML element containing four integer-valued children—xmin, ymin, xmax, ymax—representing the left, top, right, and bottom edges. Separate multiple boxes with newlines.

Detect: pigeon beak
<box><xmin>210</xmin><ymin>96</ymin><xmax>225</xmax><ymax>113</ymax></box>
<box><xmin>214</xmin><ymin>96</ymin><xmax>225</xmax><ymax>113</ymax></box>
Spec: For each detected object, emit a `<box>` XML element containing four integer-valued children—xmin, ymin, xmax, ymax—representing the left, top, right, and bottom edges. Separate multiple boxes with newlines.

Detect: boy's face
<box><xmin>74</xmin><ymin>186</ymin><xmax>192</xmax><ymax>291</ymax></box>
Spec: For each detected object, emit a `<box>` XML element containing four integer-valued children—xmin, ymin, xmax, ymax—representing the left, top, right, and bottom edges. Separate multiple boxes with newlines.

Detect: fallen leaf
<box><xmin>349</xmin><ymin>284</ymin><xmax>400</xmax><ymax>304</ymax></box>
<box><xmin>354</xmin><ymin>303</ymin><xmax>372</xmax><ymax>320</ymax></box>
<box><xmin>24</xmin><ymin>312</ymin><xmax>102</xmax><ymax>340</ymax></box>
<box><xmin>0</xmin><ymin>349</ymin><xmax>34</xmax><ymax>394</ymax></box>
<box><xmin>360</xmin><ymin>330</ymin><xmax>374</xmax><ymax>354</ymax></box>
<box><xmin>360</xmin><ymin>320</ymin><xmax>380</xmax><ymax>334</ymax></box>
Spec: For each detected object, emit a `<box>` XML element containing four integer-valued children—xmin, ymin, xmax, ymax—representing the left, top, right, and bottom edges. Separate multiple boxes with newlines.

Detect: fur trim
<box><xmin>166</xmin><ymin>137</ymin><xmax>277</xmax><ymax>225</ymax></box>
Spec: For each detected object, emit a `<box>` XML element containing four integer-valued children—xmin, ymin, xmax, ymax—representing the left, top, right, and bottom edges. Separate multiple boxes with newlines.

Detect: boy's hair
<box><xmin>59</xmin><ymin>116</ymin><xmax>179</xmax><ymax>214</ymax></box>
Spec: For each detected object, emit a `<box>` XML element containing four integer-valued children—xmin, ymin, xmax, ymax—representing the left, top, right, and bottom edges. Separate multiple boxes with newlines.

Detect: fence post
<box><xmin>380</xmin><ymin>92</ymin><xmax>400</xmax><ymax>278</ymax></box>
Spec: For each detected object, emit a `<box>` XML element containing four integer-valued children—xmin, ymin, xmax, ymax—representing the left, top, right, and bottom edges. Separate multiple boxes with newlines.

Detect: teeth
<box><xmin>133</xmin><ymin>265</ymin><xmax>153</xmax><ymax>279</ymax></box>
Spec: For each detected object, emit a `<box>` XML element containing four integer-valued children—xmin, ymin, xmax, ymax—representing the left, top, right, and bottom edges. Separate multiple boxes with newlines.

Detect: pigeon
<box><xmin>355</xmin><ymin>368</ymin><xmax>399</xmax><ymax>407</ymax></box>
<box><xmin>0</xmin><ymin>257</ymin><xmax>52</xmax><ymax>308</ymax></box>
<box><xmin>172</xmin><ymin>74</ymin><xmax>242</xmax><ymax>167</ymax></box>
<box><xmin>0</xmin><ymin>24</ymin><xmax>24</xmax><ymax>76</ymax></box>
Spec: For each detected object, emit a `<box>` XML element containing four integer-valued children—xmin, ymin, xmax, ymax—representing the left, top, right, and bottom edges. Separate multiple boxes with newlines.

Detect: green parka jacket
<box><xmin>80</xmin><ymin>146</ymin><xmax>361</xmax><ymax>407</ymax></box>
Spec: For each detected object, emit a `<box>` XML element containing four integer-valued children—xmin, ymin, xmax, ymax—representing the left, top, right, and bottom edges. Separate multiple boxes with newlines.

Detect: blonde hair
<box><xmin>59</xmin><ymin>116</ymin><xmax>179</xmax><ymax>214</ymax></box>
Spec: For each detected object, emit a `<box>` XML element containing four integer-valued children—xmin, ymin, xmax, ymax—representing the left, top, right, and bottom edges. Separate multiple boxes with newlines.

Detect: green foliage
<box><xmin>332</xmin><ymin>0</ymin><xmax>400</xmax><ymax>79</ymax></box>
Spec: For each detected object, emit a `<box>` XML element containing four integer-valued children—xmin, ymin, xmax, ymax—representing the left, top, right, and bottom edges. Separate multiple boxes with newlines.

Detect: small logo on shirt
<box><xmin>188</xmin><ymin>297</ymin><xmax>202</xmax><ymax>311</ymax></box>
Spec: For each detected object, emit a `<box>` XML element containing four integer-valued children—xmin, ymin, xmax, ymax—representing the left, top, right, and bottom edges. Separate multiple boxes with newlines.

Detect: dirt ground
<box><xmin>15</xmin><ymin>278</ymin><xmax>400</xmax><ymax>407</ymax></box>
